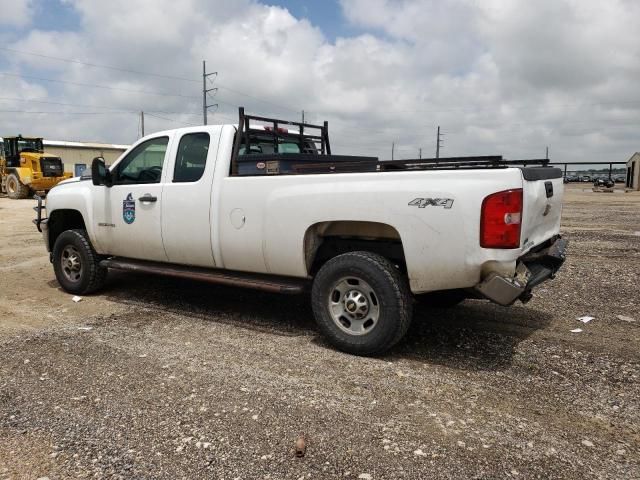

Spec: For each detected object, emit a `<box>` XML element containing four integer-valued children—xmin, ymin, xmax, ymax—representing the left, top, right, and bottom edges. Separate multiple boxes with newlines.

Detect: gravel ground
<box><xmin>0</xmin><ymin>185</ymin><xmax>638</xmax><ymax>479</ymax></box>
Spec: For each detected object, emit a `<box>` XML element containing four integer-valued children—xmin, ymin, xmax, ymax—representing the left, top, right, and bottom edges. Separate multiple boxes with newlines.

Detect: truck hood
<box><xmin>53</xmin><ymin>176</ymin><xmax>90</xmax><ymax>187</ymax></box>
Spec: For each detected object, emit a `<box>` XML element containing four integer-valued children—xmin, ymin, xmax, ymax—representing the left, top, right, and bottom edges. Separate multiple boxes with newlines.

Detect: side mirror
<box><xmin>91</xmin><ymin>157</ymin><xmax>112</xmax><ymax>187</ymax></box>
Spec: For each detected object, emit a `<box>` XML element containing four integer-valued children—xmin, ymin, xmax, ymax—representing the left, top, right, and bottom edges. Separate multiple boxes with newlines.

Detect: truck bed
<box><xmin>231</xmin><ymin>107</ymin><xmax>555</xmax><ymax>176</ymax></box>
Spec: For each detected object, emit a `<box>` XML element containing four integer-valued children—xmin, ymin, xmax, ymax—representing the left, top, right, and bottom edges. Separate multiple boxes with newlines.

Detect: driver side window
<box><xmin>114</xmin><ymin>136</ymin><xmax>169</xmax><ymax>184</ymax></box>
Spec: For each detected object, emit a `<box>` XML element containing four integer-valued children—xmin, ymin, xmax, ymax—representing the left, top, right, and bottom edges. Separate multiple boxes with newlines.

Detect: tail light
<box><xmin>480</xmin><ymin>189</ymin><xmax>523</xmax><ymax>248</ymax></box>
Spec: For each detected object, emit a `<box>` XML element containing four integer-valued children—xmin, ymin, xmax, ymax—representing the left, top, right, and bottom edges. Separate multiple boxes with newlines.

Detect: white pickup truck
<box><xmin>35</xmin><ymin>109</ymin><xmax>567</xmax><ymax>355</ymax></box>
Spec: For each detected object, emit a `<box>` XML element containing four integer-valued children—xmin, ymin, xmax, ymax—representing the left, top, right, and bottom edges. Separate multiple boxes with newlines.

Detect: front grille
<box><xmin>40</xmin><ymin>157</ymin><xmax>64</xmax><ymax>177</ymax></box>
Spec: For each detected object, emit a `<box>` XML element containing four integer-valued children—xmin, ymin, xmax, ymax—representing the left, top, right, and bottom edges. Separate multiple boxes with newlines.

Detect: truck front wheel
<box><xmin>52</xmin><ymin>229</ymin><xmax>107</xmax><ymax>295</ymax></box>
<box><xmin>311</xmin><ymin>251</ymin><xmax>412</xmax><ymax>356</ymax></box>
<box><xmin>6</xmin><ymin>173</ymin><xmax>31</xmax><ymax>199</ymax></box>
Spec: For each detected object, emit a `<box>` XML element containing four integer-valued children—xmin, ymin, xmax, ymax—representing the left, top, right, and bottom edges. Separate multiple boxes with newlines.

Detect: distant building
<box><xmin>43</xmin><ymin>140</ymin><xmax>129</xmax><ymax>177</ymax></box>
<box><xmin>627</xmin><ymin>152</ymin><xmax>640</xmax><ymax>190</ymax></box>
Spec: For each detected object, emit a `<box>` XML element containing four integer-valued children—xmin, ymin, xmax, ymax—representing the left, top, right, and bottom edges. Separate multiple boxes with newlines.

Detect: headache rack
<box><xmin>230</xmin><ymin>108</ymin><xmax>552</xmax><ymax>176</ymax></box>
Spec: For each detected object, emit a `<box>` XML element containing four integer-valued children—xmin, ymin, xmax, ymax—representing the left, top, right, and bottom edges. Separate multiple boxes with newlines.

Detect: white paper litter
<box><xmin>577</xmin><ymin>316</ymin><xmax>594</xmax><ymax>323</ymax></box>
<box><xmin>616</xmin><ymin>315</ymin><xmax>636</xmax><ymax>323</ymax></box>
<box><xmin>72</xmin><ymin>296</ymin><xmax>83</xmax><ymax>303</ymax></box>
<box><xmin>570</xmin><ymin>328</ymin><xmax>583</xmax><ymax>333</ymax></box>
<box><xmin>77</xmin><ymin>326</ymin><xmax>93</xmax><ymax>331</ymax></box>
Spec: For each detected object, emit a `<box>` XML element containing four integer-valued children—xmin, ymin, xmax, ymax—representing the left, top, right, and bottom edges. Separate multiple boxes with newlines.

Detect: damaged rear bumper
<box><xmin>475</xmin><ymin>236</ymin><xmax>568</xmax><ymax>306</ymax></box>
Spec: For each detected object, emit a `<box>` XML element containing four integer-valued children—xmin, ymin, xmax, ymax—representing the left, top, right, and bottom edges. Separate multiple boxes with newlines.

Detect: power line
<box><xmin>0</xmin><ymin>97</ymin><xmax>207</xmax><ymax>116</ymax></box>
<box><xmin>0</xmin><ymin>96</ymin><xmax>240</xmax><ymax>123</ymax></box>
<box><xmin>0</xmin><ymin>109</ymin><xmax>133</xmax><ymax>115</ymax></box>
<box><xmin>144</xmin><ymin>112</ymin><xmax>197</xmax><ymax>126</ymax></box>
<box><xmin>0</xmin><ymin>72</ymin><xmax>292</xmax><ymax>115</ymax></box>
<box><xmin>5</xmin><ymin>46</ymin><xmax>640</xmax><ymax>119</ymax></box>
<box><xmin>0</xmin><ymin>110</ymin><xmax>209</xmax><ymax>127</ymax></box>
<box><xmin>1</xmin><ymin>46</ymin><xmax>301</xmax><ymax>113</ymax></box>
<box><xmin>2</xmin><ymin>96</ymin><xmax>638</xmax><ymax>138</ymax></box>
<box><xmin>0</xmin><ymin>46</ymin><xmax>199</xmax><ymax>83</ymax></box>
<box><xmin>214</xmin><ymin>84</ymin><xmax>300</xmax><ymax>113</ymax></box>
<box><xmin>0</xmin><ymin>71</ymin><xmax>200</xmax><ymax>99</ymax></box>
<box><xmin>0</xmin><ymin>95</ymin><xmax>139</xmax><ymax>111</ymax></box>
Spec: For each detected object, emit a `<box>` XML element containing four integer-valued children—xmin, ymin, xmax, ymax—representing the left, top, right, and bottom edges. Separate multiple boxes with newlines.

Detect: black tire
<box><xmin>311</xmin><ymin>251</ymin><xmax>412</xmax><ymax>356</ymax></box>
<box><xmin>52</xmin><ymin>229</ymin><xmax>107</xmax><ymax>295</ymax></box>
<box><xmin>6</xmin><ymin>173</ymin><xmax>30</xmax><ymax>199</ymax></box>
<box><xmin>416</xmin><ymin>289</ymin><xmax>467</xmax><ymax>308</ymax></box>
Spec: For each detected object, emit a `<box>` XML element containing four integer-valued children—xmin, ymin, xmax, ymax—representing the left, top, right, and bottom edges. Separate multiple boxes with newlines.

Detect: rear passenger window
<box><xmin>173</xmin><ymin>132</ymin><xmax>210</xmax><ymax>183</ymax></box>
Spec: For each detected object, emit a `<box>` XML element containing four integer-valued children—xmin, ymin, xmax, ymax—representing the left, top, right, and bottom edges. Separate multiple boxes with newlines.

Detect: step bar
<box><xmin>100</xmin><ymin>258</ymin><xmax>308</xmax><ymax>294</ymax></box>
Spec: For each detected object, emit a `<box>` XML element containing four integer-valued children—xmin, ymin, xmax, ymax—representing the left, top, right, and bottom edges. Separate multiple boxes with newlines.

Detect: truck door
<box><xmin>95</xmin><ymin>135</ymin><xmax>171</xmax><ymax>261</ymax></box>
<box><xmin>161</xmin><ymin>129</ymin><xmax>219</xmax><ymax>267</ymax></box>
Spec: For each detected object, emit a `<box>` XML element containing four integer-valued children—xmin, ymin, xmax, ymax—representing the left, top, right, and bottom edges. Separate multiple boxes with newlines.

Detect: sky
<box><xmin>0</xmin><ymin>0</ymin><xmax>639</xmax><ymax>165</ymax></box>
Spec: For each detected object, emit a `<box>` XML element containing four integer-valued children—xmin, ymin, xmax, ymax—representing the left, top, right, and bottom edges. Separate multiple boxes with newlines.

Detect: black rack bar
<box><xmin>232</xmin><ymin>107</ymin><xmax>332</xmax><ymax>173</ymax></box>
<box><xmin>379</xmin><ymin>156</ymin><xmax>552</xmax><ymax>171</ymax></box>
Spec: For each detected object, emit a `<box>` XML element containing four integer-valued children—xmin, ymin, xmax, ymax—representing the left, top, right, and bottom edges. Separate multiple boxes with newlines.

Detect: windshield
<box><xmin>17</xmin><ymin>138</ymin><xmax>43</xmax><ymax>153</ymax></box>
<box><xmin>239</xmin><ymin>134</ymin><xmax>319</xmax><ymax>155</ymax></box>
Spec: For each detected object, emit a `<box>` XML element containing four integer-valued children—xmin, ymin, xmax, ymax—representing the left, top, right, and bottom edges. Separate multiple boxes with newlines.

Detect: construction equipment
<box><xmin>0</xmin><ymin>135</ymin><xmax>72</xmax><ymax>199</ymax></box>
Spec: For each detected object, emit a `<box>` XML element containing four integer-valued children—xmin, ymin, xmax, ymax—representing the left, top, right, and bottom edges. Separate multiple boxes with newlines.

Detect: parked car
<box><xmin>34</xmin><ymin>108</ymin><xmax>567</xmax><ymax>355</ymax></box>
<box><xmin>594</xmin><ymin>178</ymin><xmax>615</xmax><ymax>188</ymax></box>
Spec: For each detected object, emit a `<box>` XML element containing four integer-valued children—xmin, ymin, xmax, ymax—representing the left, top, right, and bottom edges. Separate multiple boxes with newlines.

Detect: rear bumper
<box><xmin>475</xmin><ymin>236</ymin><xmax>568</xmax><ymax>306</ymax></box>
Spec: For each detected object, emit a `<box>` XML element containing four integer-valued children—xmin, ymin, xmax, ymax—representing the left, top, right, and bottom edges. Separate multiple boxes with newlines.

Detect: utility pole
<box><xmin>392</xmin><ymin>142</ymin><xmax>395</xmax><ymax>161</ymax></box>
<box><xmin>302</xmin><ymin>110</ymin><xmax>305</xmax><ymax>124</ymax></box>
<box><xmin>546</xmin><ymin>146</ymin><xmax>549</xmax><ymax>160</ymax></box>
<box><xmin>435</xmin><ymin>126</ymin><xmax>443</xmax><ymax>159</ymax></box>
<box><xmin>419</xmin><ymin>147</ymin><xmax>422</xmax><ymax>159</ymax></box>
<box><xmin>140</xmin><ymin>111</ymin><xmax>145</xmax><ymax>137</ymax></box>
<box><xmin>202</xmin><ymin>60</ymin><xmax>218</xmax><ymax>125</ymax></box>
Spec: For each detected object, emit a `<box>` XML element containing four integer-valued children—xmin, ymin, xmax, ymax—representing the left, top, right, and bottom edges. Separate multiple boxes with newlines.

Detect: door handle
<box><xmin>138</xmin><ymin>194</ymin><xmax>157</xmax><ymax>203</ymax></box>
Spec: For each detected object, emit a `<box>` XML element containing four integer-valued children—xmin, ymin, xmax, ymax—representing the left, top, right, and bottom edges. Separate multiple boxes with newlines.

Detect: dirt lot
<box><xmin>0</xmin><ymin>185</ymin><xmax>638</xmax><ymax>479</ymax></box>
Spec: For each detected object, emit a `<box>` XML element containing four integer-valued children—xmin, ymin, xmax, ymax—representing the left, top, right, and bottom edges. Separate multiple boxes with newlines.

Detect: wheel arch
<box><xmin>304</xmin><ymin>221</ymin><xmax>407</xmax><ymax>275</ymax></box>
<box><xmin>47</xmin><ymin>209</ymin><xmax>87</xmax><ymax>251</ymax></box>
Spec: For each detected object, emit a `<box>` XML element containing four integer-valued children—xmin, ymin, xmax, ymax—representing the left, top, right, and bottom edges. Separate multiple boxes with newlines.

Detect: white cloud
<box><xmin>0</xmin><ymin>0</ymin><xmax>639</xmax><ymax>165</ymax></box>
<box><xmin>0</xmin><ymin>0</ymin><xmax>33</xmax><ymax>26</ymax></box>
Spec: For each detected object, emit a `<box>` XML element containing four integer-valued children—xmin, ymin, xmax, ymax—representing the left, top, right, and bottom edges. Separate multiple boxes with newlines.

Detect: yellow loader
<box><xmin>0</xmin><ymin>136</ymin><xmax>72</xmax><ymax>199</ymax></box>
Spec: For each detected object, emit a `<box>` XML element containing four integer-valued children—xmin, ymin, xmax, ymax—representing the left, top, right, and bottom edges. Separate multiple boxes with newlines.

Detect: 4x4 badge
<box><xmin>408</xmin><ymin>198</ymin><xmax>454</xmax><ymax>209</ymax></box>
<box><xmin>123</xmin><ymin>193</ymin><xmax>136</xmax><ymax>224</ymax></box>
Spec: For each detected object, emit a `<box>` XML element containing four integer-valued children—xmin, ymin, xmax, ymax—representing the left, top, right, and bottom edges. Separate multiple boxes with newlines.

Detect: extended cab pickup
<box><xmin>35</xmin><ymin>108</ymin><xmax>567</xmax><ymax>355</ymax></box>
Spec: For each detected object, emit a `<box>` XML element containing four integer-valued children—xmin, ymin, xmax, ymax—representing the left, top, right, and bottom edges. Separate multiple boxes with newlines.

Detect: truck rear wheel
<box><xmin>6</xmin><ymin>173</ymin><xmax>31</xmax><ymax>199</ymax></box>
<box><xmin>311</xmin><ymin>251</ymin><xmax>412</xmax><ymax>356</ymax></box>
<box><xmin>52</xmin><ymin>229</ymin><xmax>107</xmax><ymax>295</ymax></box>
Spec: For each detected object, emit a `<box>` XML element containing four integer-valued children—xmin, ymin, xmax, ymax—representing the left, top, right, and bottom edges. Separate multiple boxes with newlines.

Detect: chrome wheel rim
<box><xmin>61</xmin><ymin>245</ymin><xmax>83</xmax><ymax>283</ymax></box>
<box><xmin>328</xmin><ymin>277</ymin><xmax>380</xmax><ymax>336</ymax></box>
